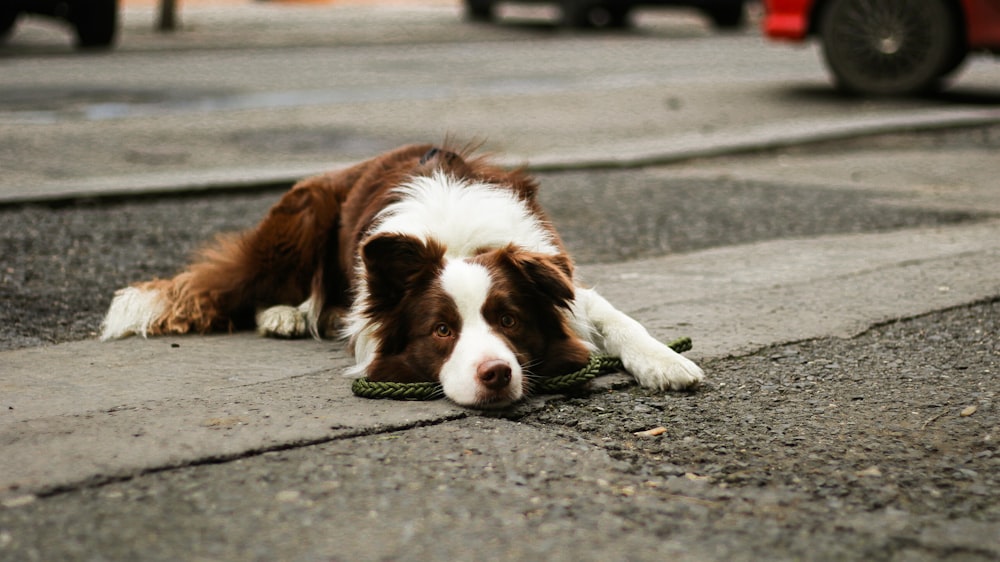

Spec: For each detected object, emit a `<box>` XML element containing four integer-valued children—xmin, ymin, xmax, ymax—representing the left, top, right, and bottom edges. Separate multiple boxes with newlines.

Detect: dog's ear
<box><xmin>362</xmin><ymin>233</ymin><xmax>445</xmax><ymax>307</ymax></box>
<box><xmin>493</xmin><ymin>247</ymin><xmax>576</xmax><ymax>309</ymax></box>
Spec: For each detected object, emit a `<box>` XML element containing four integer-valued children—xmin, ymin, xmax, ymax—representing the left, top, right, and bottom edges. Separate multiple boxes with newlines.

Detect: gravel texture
<box><xmin>0</xmin><ymin>300</ymin><xmax>996</xmax><ymax>561</ymax></box>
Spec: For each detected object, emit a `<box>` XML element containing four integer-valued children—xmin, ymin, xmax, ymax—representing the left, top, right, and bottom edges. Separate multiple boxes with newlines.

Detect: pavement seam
<box><xmin>22</xmin><ymin>411</ymin><xmax>471</xmax><ymax>501</ymax></box>
<box><xmin>846</xmin><ymin>294</ymin><xmax>1000</xmax><ymax>340</ymax></box>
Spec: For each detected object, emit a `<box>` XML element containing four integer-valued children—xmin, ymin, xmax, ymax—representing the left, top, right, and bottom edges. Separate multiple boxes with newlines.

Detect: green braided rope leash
<box><xmin>351</xmin><ymin>336</ymin><xmax>692</xmax><ymax>401</ymax></box>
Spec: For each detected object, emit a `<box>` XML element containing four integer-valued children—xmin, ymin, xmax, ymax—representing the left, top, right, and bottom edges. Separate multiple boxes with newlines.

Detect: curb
<box><xmin>3</xmin><ymin>108</ymin><xmax>999</xmax><ymax>206</ymax></box>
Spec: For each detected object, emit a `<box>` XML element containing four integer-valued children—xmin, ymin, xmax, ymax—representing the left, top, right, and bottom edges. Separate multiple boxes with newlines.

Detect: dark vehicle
<box><xmin>0</xmin><ymin>0</ymin><xmax>119</xmax><ymax>49</ymax></box>
<box><xmin>466</xmin><ymin>0</ymin><xmax>747</xmax><ymax>29</ymax></box>
<box><xmin>764</xmin><ymin>0</ymin><xmax>1000</xmax><ymax>95</ymax></box>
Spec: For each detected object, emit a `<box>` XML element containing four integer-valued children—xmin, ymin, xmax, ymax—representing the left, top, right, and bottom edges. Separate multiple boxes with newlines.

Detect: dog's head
<box><xmin>356</xmin><ymin>232</ymin><xmax>593</xmax><ymax>408</ymax></box>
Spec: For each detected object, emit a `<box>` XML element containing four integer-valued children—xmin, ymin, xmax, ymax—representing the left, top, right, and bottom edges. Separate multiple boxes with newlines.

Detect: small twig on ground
<box><xmin>921</xmin><ymin>410</ymin><xmax>947</xmax><ymax>430</ymax></box>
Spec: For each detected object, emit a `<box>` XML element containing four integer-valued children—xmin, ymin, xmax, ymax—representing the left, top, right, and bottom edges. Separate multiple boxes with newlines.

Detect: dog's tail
<box><xmin>99</xmin><ymin>230</ymin><xmax>267</xmax><ymax>341</ymax></box>
<box><xmin>100</xmin><ymin>172</ymin><xmax>350</xmax><ymax>341</ymax></box>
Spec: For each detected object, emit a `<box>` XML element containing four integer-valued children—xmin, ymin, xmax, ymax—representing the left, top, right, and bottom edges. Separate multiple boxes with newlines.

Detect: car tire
<box><xmin>938</xmin><ymin>42</ymin><xmax>969</xmax><ymax>80</ymax></box>
<box><xmin>603</xmin><ymin>3</ymin><xmax>631</xmax><ymax>28</ymax></box>
<box><xmin>562</xmin><ymin>0</ymin><xmax>595</xmax><ymax>28</ymax></box>
<box><xmin>0</xmin><ymin>7</ymin><xmax>18</xmax><ymax>43</ymax></box>
<box><xmin>72</xmin><ymin>0</ymin><xmax>119</xmax><ymax>49</ymax></box>
<box><xmin>561</xmin><ymin>1</ymin><xmax>631</xmax><ymax>29</ymax></box>
<box><xmin>705</xmin><ymin>2</ymin><xmax>744</xmax><ymax>29</ymax></box>
<box><xmin>819</xmin><ymin>0</ymin><xmax>961</xmax><ymax>95</ymax></box>
<box><xmin>465</xmin><ymin>0</ymin><xmax>495</xmax><ymax>22</ymax></box>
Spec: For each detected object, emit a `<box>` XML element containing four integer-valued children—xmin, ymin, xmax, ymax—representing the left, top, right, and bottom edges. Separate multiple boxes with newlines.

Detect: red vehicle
<box><xmin>763</xmin><ymin>0</ymin><xmax>1000</xmax><ymax>95</ymax></box>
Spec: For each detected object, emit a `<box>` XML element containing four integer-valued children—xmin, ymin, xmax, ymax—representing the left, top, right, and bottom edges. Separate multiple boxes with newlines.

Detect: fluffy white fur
<box><xmin>372</xmin><ymin>171</ymin><xmax>559</xmax><ymax>257</ymax></box>
<box><xmin>99</xmin><ymin>287</ymin><xmax>166</xmax><ymax>341</ymax></box>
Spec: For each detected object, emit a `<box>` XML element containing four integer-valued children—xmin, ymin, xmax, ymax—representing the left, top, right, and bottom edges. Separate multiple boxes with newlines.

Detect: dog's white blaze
<box><xmin>437</xmin><ymin>260</ymin><xmax>523</xmax><ymax>406</ymax></box>
<box><xmin>373</xmin><ymin>171</ymin><xmax>558</xmax><ymax>257</ymax></box>
<box><xmin>99</xmin><ymin>287</ymin><xmax>166</xmax><ymax>341</ymax></box>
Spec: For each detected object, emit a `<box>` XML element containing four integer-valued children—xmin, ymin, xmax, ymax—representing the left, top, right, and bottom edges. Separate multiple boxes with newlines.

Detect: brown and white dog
<box><xmin>100</xmin><ymin>144</ymin><xmax>703</xmax><ymax>407</ymax></box>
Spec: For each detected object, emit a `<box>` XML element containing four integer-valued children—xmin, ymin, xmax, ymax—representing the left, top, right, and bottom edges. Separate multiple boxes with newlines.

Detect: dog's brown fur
<box><xmin>132</xmin><ymin>144</ymin><xmax>554</xmax><ymax>338</ymax></box>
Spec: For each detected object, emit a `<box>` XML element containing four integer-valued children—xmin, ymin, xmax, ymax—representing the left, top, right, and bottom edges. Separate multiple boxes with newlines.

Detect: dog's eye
<box><xmin>433</xmin><ymin>323</ymin><xmax>453</xmax><ymax>338</ymax></box>
<box><xmin>500</xmin><ymin>314</ymin><xmax>517</xmax><ymax>329</ymax></box>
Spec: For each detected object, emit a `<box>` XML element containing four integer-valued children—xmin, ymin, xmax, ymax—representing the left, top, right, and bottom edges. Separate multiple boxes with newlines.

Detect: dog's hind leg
<box><xmin>101</xmin><ymin>173</ymin><xmax>347</xmax><ymax>341</ymax></box>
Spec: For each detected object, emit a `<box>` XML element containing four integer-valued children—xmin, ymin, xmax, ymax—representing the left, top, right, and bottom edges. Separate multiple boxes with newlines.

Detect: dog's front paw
<box><xmin>256</xmin><ymin>306</ymin><xmax>308</xmax><ymax>338</ymax></box>
<box><xmin>622</xmin><ymin>340</ymin><xmax>705</xmax><ymax>391</ymax></box>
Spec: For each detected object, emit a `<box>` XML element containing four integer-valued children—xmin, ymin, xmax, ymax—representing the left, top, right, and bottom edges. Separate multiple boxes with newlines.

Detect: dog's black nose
<box><xmin>477</xmin><ymin>360</ymin><xmax>512</xmax><ymax>391</ymax></box>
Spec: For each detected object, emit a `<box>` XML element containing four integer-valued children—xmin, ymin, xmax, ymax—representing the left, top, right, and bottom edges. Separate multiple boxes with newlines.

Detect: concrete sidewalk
<box><xmin>4</xmin><ymin>219</ymin><xmax>999</xmax><ymax>500</ymax></box>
